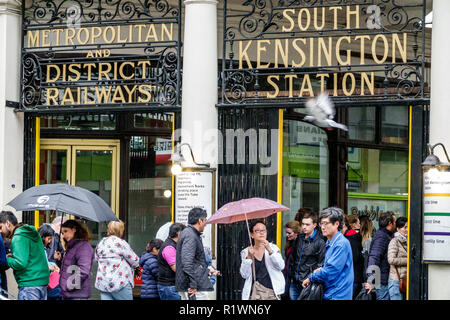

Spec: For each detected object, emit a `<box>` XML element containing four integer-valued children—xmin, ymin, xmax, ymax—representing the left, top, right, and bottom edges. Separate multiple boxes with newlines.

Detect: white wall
<box><xmin>0</xmin><ymin>0</ymin><xmax>24</xmax><ymax>300</ymax></box>
<box><xmin>428</xmin><ymin>0</ymin><xmax>450</xmax><ymax>300</ymax></box>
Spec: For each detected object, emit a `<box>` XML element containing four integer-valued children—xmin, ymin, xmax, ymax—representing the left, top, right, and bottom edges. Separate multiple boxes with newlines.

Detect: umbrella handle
<box><xmin>244</xmin><ymin>213</ymin><xmax>253</xmax><ymax>248</ymax></box>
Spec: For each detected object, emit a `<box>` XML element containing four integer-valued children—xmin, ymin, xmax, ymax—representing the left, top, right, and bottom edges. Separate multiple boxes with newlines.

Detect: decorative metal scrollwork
<box><xmin>24</xmin><ymin>0</ymin><xmax>178</xmax><ymax>26</ymax></box>
<box><xmin>220</xmin><ymin>0</ymin><xmax>428</xmax><ymax>108</ymax></box>
<box><xmin>20</xmin><ymin>0</ymin><xmax>182</xmax><ymax>111</ymax></box>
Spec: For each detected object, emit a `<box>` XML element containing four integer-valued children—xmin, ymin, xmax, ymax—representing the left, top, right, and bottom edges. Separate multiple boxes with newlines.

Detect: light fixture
<box><xmin>171</xmin><ymin>164</ymin><xmax>182</xmax><ymax>175</ymax></box>
<box><xmin>422</xmin><ymin>143</ymin><xmax>450</xmax><ymax>166</ymax></box>
<box><xmin>163</xmin><ymin>189</ymin><xmax>172</xmax><ymax>198</ymax></box>
<box><xmin>169</xmin><ymin>142</ymin><xmax>210</xmax><ymax>175</ymax></box>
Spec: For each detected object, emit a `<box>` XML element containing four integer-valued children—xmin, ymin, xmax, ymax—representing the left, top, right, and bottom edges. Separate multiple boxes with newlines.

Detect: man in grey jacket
<box><xmin>176</xmin><ymin>207</ymin><xmax>220</xmax><ymax>300</ymax></box>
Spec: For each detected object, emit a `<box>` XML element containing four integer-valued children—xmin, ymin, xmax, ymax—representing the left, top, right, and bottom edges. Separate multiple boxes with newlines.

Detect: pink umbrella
<box><xmin>206</xmin><ymin>197</ymin><xmax>289</xmax><ymax>244</ymax></box>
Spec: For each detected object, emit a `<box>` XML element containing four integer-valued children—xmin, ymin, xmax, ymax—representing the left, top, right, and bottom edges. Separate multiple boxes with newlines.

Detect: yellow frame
<box><xmin>39</xmin><ymin>139</ymin><xmax>120</xmax><ymax>218</ymax></box>
<box><xmin>277</xmin><ymin>109</ymin><xmax>284</xmax><ymax>248</ymax></box>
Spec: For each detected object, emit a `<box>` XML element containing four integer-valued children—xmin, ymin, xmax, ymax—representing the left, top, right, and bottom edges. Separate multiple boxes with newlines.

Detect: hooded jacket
<box><xmin>139</xmin><ymin>252</ymin><xmax>159</xmax><ymax>298</ymax></box>
<box><xmin>388</xmin><ymin>232</ymin><xmax>407</xmax><ymax>281</ymax></box>
<box><xmin>6</xmin><ymin>224</ymin><xmax>50</xmax><ymax>287</ymax></box>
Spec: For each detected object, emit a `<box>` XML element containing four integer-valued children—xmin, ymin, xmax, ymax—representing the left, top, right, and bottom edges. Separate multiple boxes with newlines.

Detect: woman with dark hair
<box><xmin>140</xmin><ymin>238</ymin><xmax>163</xmax><ymax>300</ymax></box>
<box><xmin>282</xmin><ymin>220</ymin><xmax>301</xmax><ymax>300</ymax></box>
<box><xmin>59</xmin><ymin>219</ymin><xmax>94</xmax><ymax>300</ymax></box>
<box><xmin>343</xmin><ymin>215</ymin><xmax>364</xmax><ymax>299</ymax></box>
<box><xmin>37</xmin><ymin>224</ymin><xmax>62</xmax><ymax>300</ymax></box>
<box><xmin>240</xmin><ymin>219</ymin><xmax>285</xmax><ymax>300</ymax></box>
<box><xmin>95</xmin><ymin>220</ymin><xmax>140</xmax><ymax>300</ymax></box>
<box><xmin>388</xmin><ymin>216</ymin><xmax>408</xmax><ymax>300</ymax></box>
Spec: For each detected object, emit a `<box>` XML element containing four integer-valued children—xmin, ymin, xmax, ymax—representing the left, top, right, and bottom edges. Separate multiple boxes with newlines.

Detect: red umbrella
<box><xmin>206</xmin><ymin>197</ymin><xmax>290</xmax><ymax>245</ymax></box>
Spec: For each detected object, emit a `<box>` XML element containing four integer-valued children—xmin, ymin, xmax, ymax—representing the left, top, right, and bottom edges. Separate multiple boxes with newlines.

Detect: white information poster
<box><xmin>423</xmin><ymin>170</ymin><xmax>450</xmax><ymax>262</ymax></box>
<box><xmin>175</xmin><ymin>170</ymin><xmax>215</xmax><ymax>251</ymax></box>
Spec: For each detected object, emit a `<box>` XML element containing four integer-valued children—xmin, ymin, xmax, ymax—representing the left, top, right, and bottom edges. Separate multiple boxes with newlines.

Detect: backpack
<box><xmin>297</xmin><ymin>282</ymin><xmax>323</xmax><ymax>300</ymax></box>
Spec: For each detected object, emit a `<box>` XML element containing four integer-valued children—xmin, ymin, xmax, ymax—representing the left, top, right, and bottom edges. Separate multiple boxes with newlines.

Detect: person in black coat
<box><xmin>140</xmin><ymin>239</ymin><xmax>163</xmax><ymax>300</ymax></box>
<box><xmin>175</xmin><ymin>208</ymin><xmax>220</xmax><ymax>300</ymax></box>
<box><xmin>365</xmin><ymin>211</ymin><xmax>396</xmax><ymax>300</ymax></box>
<box><xmin>288</xmin><ymin>211</ymin><xmax>326</xmax><ymax>300</ymax></box>
<box><xmin>343</xmin><ymin>215</ymin><xmax>364</xmax><ymax>299</ymax></box>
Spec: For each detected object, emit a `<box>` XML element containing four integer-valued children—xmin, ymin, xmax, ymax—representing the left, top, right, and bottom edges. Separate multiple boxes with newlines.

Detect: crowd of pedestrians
<box><xmin>0</xmin><ymin>204</ymin><xmax>408</xmax><ymax>301</ymax></box>
<box><xmin>277</xmin><ymin>208</ymin><xmax>408</xmax><ymax>300</ymax></box>
<box><xmin>0</xmin><ymin>207</ymin><xmax>220</xmax><ymax>300</ymax></box>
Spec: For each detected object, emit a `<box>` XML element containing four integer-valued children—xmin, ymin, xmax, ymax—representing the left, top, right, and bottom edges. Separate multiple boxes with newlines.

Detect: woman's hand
<box><xmin>263</xmin><ymin>240</ymin><xmax>273</xmax><ymax>255</ymax></box>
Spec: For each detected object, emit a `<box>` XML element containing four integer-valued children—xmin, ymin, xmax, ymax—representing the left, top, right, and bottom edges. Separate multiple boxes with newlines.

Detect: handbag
<box><xmin>249</xmin><ymin>250</ymin><xmax>278</xmax><ymax>300</ymax></box>
<box><xmin>394</xmin><ymin>266</ymin><xmax>407</xmax><ymax>294</ymax></box>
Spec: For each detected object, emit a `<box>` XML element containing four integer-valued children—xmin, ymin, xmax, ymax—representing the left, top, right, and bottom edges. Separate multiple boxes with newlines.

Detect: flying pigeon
<box><xmin>304</xmin><ymin>92</ymin><xmax>348</xmax><ymax>131</ymax></box>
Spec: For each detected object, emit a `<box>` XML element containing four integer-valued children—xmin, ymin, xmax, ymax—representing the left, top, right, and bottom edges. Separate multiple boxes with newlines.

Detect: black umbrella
<box><xmin>7</xmin><ymin>183</ymin><xmax>119</xmax><ymax>223</ymax></box>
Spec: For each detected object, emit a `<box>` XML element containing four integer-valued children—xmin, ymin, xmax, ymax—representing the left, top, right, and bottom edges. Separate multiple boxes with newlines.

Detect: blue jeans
<box><xmin>100</xmin><ymin>283</ymin><xmax>133</xmax><ymax>300</ymax></box>
<box><xmin>18</xmin><ymin>286</ymin><xmax>47</xmax><ymax>300</ymax></box>
<box><xmin>289</xmin><ymin>282</ymin><xmax>302</xmax><ymax>300</ymax></box>
<box><xmin>47</xmin><ymin>285</ymin><xmax>62</xmax><ymax>300</ymax></box>
<box><xmin>375</xmin><ymin>284</ymin><xmax>390</xmax><ymax>300</ymax></box>
<box><xmin>388</xmin><ymin>279</ymin><xmax>404</xmax><ymax>300</ymax></box>
<box><xmin>158</xmin><ymin>284</ymin><xmax>181</xmax><ymax>300</ymax></box>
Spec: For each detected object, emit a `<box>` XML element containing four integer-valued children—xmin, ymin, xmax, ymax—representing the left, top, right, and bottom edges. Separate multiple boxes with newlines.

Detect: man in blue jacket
<box><xmin>302</xmin><ymin>207</ymin><xmax>354</xmax><ymax>300</ymax></box>
<box><xmin>365</xmin><ymin>211</ymin><xmax>396</xmax><ymax>300</ymax></box>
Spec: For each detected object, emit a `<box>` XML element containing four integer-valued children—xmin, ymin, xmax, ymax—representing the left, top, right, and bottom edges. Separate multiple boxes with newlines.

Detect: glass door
<box><xmin>39</xmin><ymin>139</ymin><xmax>120</xmax><ymax>234</ymax></box>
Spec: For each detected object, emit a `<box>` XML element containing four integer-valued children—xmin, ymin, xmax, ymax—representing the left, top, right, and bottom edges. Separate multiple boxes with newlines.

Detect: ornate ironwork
<box><xmin>20</xmin><ymin>0</ymin><xmax>182</xmax><ymax>112</ymax></box>
<box><xmin>220</xmin><ymin>0</ymin><xmax>428</xmax><ymax>108</ymax></box>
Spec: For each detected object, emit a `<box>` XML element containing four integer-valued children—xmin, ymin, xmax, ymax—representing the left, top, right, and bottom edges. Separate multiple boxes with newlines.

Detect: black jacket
<box><xmin>344</xmin><ymin>230</ymin><xmax>364</xmax><ymax>285</ymax></box>
<box><xmin>367</xmin><ymin>228</ymin><xmax>394</xmax><ymax>286</ymax></box>
<box><xmin>175</xmin><ymin>225</ymin><xmax>213</xmax><ymax>292</ymax></box>
<box><xmin>288</xmin><ymin>229</ymin><xmax>326</xmax><ymax>285</ymax></box>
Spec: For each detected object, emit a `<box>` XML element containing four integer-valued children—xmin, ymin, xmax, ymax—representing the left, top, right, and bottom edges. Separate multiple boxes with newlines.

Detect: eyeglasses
<box><xmin>253</xmin><ymin>229</ymin><xmax>267</xmax><ymax>234</ymax></box>
<box><xmin>319</xmin><ymin>221</ymin><xmax>332</xmax><ymax>227</ymax></box>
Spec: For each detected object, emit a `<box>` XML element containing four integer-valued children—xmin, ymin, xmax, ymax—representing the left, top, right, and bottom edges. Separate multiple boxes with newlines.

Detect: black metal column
<box><xmin>408</xmin><ymin>105</ymin><xmax>428</xmax><ymax>300</ymax></box>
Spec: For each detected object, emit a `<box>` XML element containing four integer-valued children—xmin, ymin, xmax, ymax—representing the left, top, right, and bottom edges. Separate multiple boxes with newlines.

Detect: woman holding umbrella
<box><xmin>59</xmin><ymin>219</ymin><xmax>94</xmax><ymax>300</ymax></box>
<box><xmin>240</xmin><ymin>219</ymin><xmax>285</xmax><ymax>300</ymax></box>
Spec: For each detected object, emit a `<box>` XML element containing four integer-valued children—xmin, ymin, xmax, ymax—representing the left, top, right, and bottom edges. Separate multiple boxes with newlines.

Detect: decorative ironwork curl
<box><xmin>24</xmin><ymin>0</ymin><xmax>178</xmax><ymax>26</ymax></box>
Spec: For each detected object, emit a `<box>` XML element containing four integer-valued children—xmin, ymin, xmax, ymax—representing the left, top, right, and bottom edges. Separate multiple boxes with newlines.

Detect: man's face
<box><xmin>0</xmin><ymin>221</ymin><xmax>14</xmax><ymax>238</ymax></box>
<box><xmin>301</xmin><ymin>218</ymin><xmax>316</xmax><ymax>236</ymax></box>
<box><xmin>198</xmin><ymin>217</ymin><xmax>207</xmax><ymax>232</ymax></box>
<box><xmin>320</xmin><ymin>217</ymin><xmax>339</xmax><ymax>238</ymax></box>
<box><xmin>387</xmin><ymin>215</ymin><xmax>397</xmax><ymax>232</ymax></box>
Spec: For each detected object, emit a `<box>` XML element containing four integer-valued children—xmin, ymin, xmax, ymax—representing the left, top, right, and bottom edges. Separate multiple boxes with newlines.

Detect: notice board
<box><xmin>423</xmin><ymin>169</ymin><xmax>450</xmax><ymax>262</ymax></box>
<box><xmin>174</xmin><ymin>168</ymin><xmax>216</xmax><ymax>256</ymax></box>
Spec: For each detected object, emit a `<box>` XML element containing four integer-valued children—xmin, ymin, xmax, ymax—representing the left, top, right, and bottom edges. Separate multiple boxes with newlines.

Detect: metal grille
<box><xmin>220</xmin><ymin>0</ymin><xmax>428</xmax><ymax>108</ymax></box>
<box><xmin>22</xmin><ymin>115</ymin><xmax>37</xmax><ymax>225</ymax></box>
<box><xmin>217</xmin><ymin>107</ymin><xmax>279</xmax><ymax>300</ymax></box>
<box><xmin>20</xmin><ymin>0</ymin><xmax>182</xmax><ymax>113</ymax></box>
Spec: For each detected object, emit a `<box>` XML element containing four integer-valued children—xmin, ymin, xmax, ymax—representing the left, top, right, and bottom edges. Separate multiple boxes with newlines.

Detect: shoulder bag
<box><xmin>249</xmin><ymin>250</ymin><xmax>278</xmax><ymax>300</ymax></box>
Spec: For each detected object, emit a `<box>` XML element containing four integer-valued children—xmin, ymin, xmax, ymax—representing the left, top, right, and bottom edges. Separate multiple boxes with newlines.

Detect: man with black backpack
<box><xmin>288</xmin><ymin>211</ymin><xmax>325</xmax><ymax>300</ymax></box>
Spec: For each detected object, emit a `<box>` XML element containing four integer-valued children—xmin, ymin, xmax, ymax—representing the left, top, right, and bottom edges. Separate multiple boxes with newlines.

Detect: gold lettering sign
<box><xmin>234</xmin><ymin>5</ymin><xmax>410</xmax><ymax>99</ymax></box>
<box><xmin>26</xmin><ymin>23</ymin><xmax>174</xmax><ymax>48</ymax></box>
